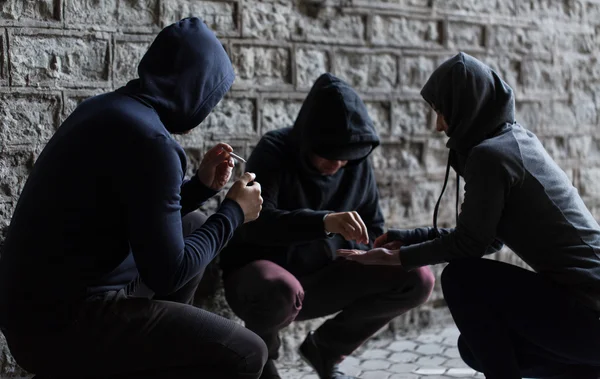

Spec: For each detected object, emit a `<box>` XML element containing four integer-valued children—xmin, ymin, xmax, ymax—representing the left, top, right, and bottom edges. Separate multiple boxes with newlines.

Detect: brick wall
<box><xmin>1</xmin><ymin>0</ymin><xmax>599</xmax><ymax>375</ymax></box>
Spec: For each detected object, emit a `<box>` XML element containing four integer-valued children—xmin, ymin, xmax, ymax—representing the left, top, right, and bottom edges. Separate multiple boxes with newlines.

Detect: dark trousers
<box><xmin>223</xmin><ymin>258</ymin><xmax>435</xmax><ymax>360</ymax></box>
<box><xmin>442</xmin><ymin>258</ymin><xmax>600</xmax><ymax>379</ymax></box>
<box><xmin>4</xmin><ymin>211</ymin><xmax>268</xmax><ymax>379</ymax></box>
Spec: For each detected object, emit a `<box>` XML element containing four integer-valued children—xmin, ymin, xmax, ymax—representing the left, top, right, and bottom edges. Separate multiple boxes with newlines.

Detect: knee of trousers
<box><xmin>236</xmin><ymin>328</ymin><xmax>269</xmax><ymax>376</ymax></box>
<box><xmin>405</xmin><ymin>266</ymin><xmax>436</xmax><ymax>307</ymax></box>
<box><xmin>457</xmin><ymin>335</ymin><xmax>484</xmax><ymax>372</ymax></box>
<box><xmin>441</xmin><ymin>259</ymin><xmax>480</xmax><ymax>304</ymax></box>
<box><xmin>229</xmin><ymin>276</ymin><xmax>304</xmax><ymax>329</ymax></box>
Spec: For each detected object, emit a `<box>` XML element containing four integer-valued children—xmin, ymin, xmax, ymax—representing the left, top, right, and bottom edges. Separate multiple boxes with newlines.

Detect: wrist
<box><xmin>323</xmin><ymin>214</ymin><xmax>333</xmax><ymax>236</ymax></box>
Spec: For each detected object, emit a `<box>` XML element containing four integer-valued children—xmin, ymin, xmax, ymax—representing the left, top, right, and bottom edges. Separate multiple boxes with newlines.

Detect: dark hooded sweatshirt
<box><xmin>0</xmin><ymin>17</ymin><xmax>242</xmax><ymax>331</ymax></box>
<box><xmin>220</xmin><ymin>73</ymin><xmax>383</xmax><ymax>277</ymax></box>
<box><xmin>389</xmin><ymin>52</ymin><xmax>600</xmax><ymax>311</ymax></box>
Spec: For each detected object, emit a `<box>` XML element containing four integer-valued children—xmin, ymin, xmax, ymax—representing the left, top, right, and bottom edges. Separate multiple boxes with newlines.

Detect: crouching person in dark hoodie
<box><xmin>0</xmin><ymin>18</ymin><xmax>268</xmax><ymax>379</ymax></box>
<box><xmin>339</xmin><ymin>53</ymin><xmax>600</xmax><ymax>379</ymax></box>
<box><xmin>219</xmin><ymin>73</ymin><xmax>436</xmax><ymax>379</ymax></box>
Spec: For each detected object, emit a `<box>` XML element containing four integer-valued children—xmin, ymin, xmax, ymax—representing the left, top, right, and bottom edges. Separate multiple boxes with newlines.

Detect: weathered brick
<box><xmin>516</xmin><ymin>0</ymin><xmax>581</xmax><ymax>20</ymax></box>
<box><xmin>0</xmin><ymin>148</ymin><xmax>36</xmax><ymax>204</ymax></box>
<box><xmin>295</xmin><ymin>10</ymin><xmax>366</xmax><ymax>45</ymax></box>
<box><xmin>557</xmin><ymin>30</ymin><xmax>597</xmax><ymax>54</ymax></box>
<box><xmin>399</xmin><ymin>56</ymin><xmax>437</xmax><ymax>91</ymax></box>
<box><xmin>295</xmin><ymin>48</ymin><xmax>330</xmax><ymax>89</ymax></box>
<box><xmin>0</xmin><ymin>92</ymin><xmax>60</xmax><ymax>147</ymax></box>
<box><xmin>378</xmin><ymin>177</ymin><xmax>458</xmax><ymax>229</ymax></box>
<box><xmin>366</xmin><ymin>0</ymin><xmax>432</xmax><ymax>6</ymax></box>
<box><xmin>0</xmin><ymin>0</ymin><xmax>57</xmax><ymax>22</ymax></box>
<box><xmin>546</xmin><ymin>101</ymin><xmax>577</xmax><ymax>127</ymax></box>
<box><xmin>241</xmin><ymin>1</ymin><xmax>293</xmax><ymax>40</ymax></box>
<box><xmin>560</xmin><ymin>55</ymin><xmax>600</xmax><ymax>91</ymax></box>
<box><xmin>119</xmin><ymin>0</ymin><xmax>159</xmax><ymax>26</ymax></box>
<box><xmin>572</xmin><ymin>91</ymin><xmax>598</xmax><ymax>125</ymax></box>
<box><xmin>64</xmin><ymin>0</ymin><xmax>117</xmax><ymax>25</ymax></box>
<box><xmin>371</xmin><ymin>16</ymin><xmax>441</xmax><ymax>47</ymax></box>
<box><xmin>162</xmin><ymin>0</ymin><xmax>237</xmax><ymax>35</ymax></box>
<box><xmin>0</xmin><ymin>31</ymin><xmax>6</xmax><ymax>81</ymax></box>
<box><xmin>447</xmin><ymin>22</ymin><xmax>485</xmax><ymax>49</ymax></box>
<box><xmin>231</xmin><ymin>45</ymin><xmax>291</xmax><ymax>87</ymax></box>
<box><xmin>540</xmin><ymin>136</ymin><xmax>569</xmax><ymax>161</ymax></box>
<box><xmin>335</xmin><ymin>52</ymin><xmax>397</xmax><ymax>90</ymax></box>
<box><xmin>113</xmin><ymin>37</ymin><xmax>153</xmax><ymax>86</ymax></box>
<box><xmin>483</xmin><ymin>56</ymin><xmax>521</xmax><ymax>88</ymax></box>
<box><xmin>568</xmin><ymin>136</ymin><xmax>593</xmax><ymax>159</ymax></box>
<box><xmin>392</xmin><ymin>101</ymin><xmax>431</xmax><ymax>136</ymax></box>
<box><xmin>516</xmin><ymin>101</ymin><xmax>542</xmax><ymax>131</ymax></box>
<box><xmin>261</xmin><ymin>99</ymin><xmax>303</xmax><ymax>133</ymax></box>
<box><xmin>492</xmin><ymin>26</ymin><xmax>554</xmax><ymax>56</ymax></box>
<box><xmin>586</xmin><ymin>2</ymin><xmax>600</xmax><ymax>24</ymax></box>
<box><xmin>366</xmin><ymin>102</ymin><xmax>391</xmax><ymax>137</ymax></box>
<box><xmin>371</xmin><ymin>142</ymin><xmax>424</xmax><ymax>174</ymax></box>
<box><xmin>521</xmin><ymin>60</ymin><xmax>563</xmax><ymax>91</ymax></box>
<box><xmin>177</xmin><ymin>98</ymin><xmax>255</xmax><ymax>148</ymax></box>
<box><xmin>580</xmin><ymin>167</ymin><xmax>600</xmax><ymax>197</ymax></box>
<box><xmin>10</xmin><ymin>31</ymin><xmax>110</xmax><ymax>87</ymax></box>
<box><xmin>438</xmin><ymin>0</ymin><xmax>515</xmax><ymax>14</ymax></box>
<box><xmin>423</xmin><ymin>136</ymin><xmax>450</xmax><ymax>172</ymax></box>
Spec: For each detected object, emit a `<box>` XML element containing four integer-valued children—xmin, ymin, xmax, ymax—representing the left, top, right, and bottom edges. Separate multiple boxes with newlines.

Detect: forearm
<box><xmin>180</xmin><ymin>175</ymin><xmax>218</xmax><ymax>216</ymax></box>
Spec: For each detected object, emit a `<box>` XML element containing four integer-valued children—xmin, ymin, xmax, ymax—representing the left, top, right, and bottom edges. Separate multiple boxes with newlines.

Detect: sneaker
<box><xmin>298</xmin><ymin>331</ymin><xmax>358</xmax><ymax>379</ymax></box>
<box><xmin>259</xmin><ymin>359</ymin><xmax>282</xmax><ymax>379</ymax></box>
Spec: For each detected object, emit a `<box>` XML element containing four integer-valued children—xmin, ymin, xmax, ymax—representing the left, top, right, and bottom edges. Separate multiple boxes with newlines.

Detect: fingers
<box><xmin>349</xmin><ymin>211</ymin><xmax>369</xmax><ymax>244</ymax></box>
<box><xmin>238</xmin><ymin>172</ymin><xmax>256</xmax><ymax>186</ymax></box>
<box><xmin>373</xmin><ymin>233</ymin><xmax>388</xmax><ymax>248</ymax></box>
<box><xmin>204</xmin><ymin>143</ymin><xmax>234</xmax><ymax>164</ymax></box>
<box><xmin>336</xmin><ymin>249</ymin><xmax>365</xmax><ymax>258</ymax></box>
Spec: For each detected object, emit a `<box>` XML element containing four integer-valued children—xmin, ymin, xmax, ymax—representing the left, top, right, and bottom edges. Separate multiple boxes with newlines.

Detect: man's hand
<box><xmin>226</xmin><ymin>172</ymin><xmax>263</xmax><ymax>223</ymax></box>
<box><xmin>336</xmin><ymin>248</ymin><xmax>402</xmax><ymax>266</ymax></box>
<box><xmin>324</xmin><ymin>211</ymin><xmax>369</xmax><ymax>244</ymax></box>
<box><xmin>373</xmin><ymin>233</ymin><xmax>403</xmax><ymax>249</ymax></box>
<box><xmin>197</xmin><ymin>143</ymin><xmax>235</xmax><ymax>191</ymax></box>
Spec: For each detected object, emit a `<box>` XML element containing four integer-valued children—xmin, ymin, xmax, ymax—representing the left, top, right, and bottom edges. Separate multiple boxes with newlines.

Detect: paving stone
<box><xmin>447</xmin><ymin>367</ymin><xmax>479</xmax><ymax>377</ymax></box>
<box><xmin>445</xmin><ymin>358</ymin><xmax>469</xmax><ymax>368</ymax></box>
<box><xmin>361</xmin><ymin>359</ymin><xmax>392</xmax><ymax>370</ymax></box>
<box><xmin>415</xmin><ymin>355</ymin><xmax>448</xmax><ymax>366</ymax></box>
<box><xmin>389</xmin><ymin>363</ymin><xmax>420</xmax><ymax>373</ymax></box>
<box><xmin>387</xmin><ymin>340</ymin><xmax>418</xmax><ymax>352</ymax></box>
<box><xmin>415</xmin><ymin>333</ymin><xmax>446</xmax><ymax>343</ymax></box>
<box><xmin>360</xmin><ymin>348</ymin><xmax>391</xmax><ymax>360</ymax></box>
<box><xmin>362</xmin><ymin>370</ymin><xmax>392</xmax><ymax>379</ymax></box>
<box><xmin>443</xmin><ymin>347</ymin><xmax>462</xmax><ymax>359</ymax></box>
<box><xmin>389</xmin><ymin>374</ymin><xmax>420</xmax><ymax>379</ymax></box>
<box><xmin>413</xmin><ymin>367</ymin><xmax>448</xmax><ymax>375</ymax></box>
<box><xmin>389</xmin><ymin>351</ymin><xmax>420</xmax><ymax>363</ymax></box>
<box><xmin>416</xmin><ymin>343</ymin><xmax>446</xmax><ymax>355</ymax></box>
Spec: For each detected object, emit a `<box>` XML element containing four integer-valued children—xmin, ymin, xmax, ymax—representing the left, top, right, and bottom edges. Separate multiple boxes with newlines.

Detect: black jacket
<box><xmin>220</xmin><ymin>73</ymin><xmax>383</xmax><ymax>277</ymax></box>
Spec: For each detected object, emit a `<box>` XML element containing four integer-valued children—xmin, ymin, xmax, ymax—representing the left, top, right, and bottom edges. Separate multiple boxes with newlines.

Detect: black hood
<box><xmin>292</xmin><ymin>73</ymin><xmax>380</xmax><ymax>164</ymax></box>
<box><xmin>117</xmin><ymin>17</ymin><xmax>235</xmax><ymax>134</ymax></box>
<box><xmin>421</xmin><ymin>52</ymin><xmax>515</xmax><ymax>153</ymax></box>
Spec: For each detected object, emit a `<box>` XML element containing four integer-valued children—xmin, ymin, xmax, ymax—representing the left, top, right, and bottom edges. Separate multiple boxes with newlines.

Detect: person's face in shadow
<box><xmin>309</xmin><ymin>153</ymin><xmax>348</xmax><ymax>176</ymax></box>
<box><xmin>435</xmin><ymin>110</ymin><xmax>449</xmax><ymax>133</ymax></box>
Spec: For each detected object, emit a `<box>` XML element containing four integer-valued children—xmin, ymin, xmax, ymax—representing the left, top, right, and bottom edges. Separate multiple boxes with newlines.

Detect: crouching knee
<box><xmin>408</xmin><ymin>266</ymin><xmax>436</xmax><ymax>306</ymax></box>
<box><xmin>232</xmin><ymin>327</ymin><xmax>269</xmax><ymax>378</ymax></box>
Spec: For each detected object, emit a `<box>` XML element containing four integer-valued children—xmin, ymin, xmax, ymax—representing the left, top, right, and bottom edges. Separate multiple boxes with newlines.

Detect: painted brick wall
<box><xmin>1</xmin><ymin>0</ymin><xmax>599</xmax><ymax>375</ymax></box>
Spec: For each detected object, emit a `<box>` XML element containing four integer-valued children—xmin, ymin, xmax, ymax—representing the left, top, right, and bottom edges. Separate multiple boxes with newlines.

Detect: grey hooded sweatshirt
<box><xmin>389</xmin><ymin>53</ymin><xmax>600</xmax><ymax>311</ymax></box>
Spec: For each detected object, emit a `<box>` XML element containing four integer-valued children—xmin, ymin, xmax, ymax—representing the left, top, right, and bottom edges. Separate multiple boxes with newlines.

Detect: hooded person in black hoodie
<box><xmin>0</xmin><ymin>18</ymin><xmax>267</xmax><ymax>379</ymax></box>
<box><xmin>219</xmin><ymin>73</ymin><xmax>435</xmax><ymax>379</ymax></box>
<box><xmin>339</xmin><ymin>53</ymin><xmax>600</xmax><ymax>379</ymax></box>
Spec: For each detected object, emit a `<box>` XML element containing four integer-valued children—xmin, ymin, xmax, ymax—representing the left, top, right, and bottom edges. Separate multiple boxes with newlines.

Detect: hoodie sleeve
<box><xmin>236</xmin><ymin>136</ymin><xmax>331</xmax><ymax>245</ymax></box>
<box><xmin>341</xmin><ymin>162</ymin><xmax>385</xmax><ymax>250</ymax></box>
<box><xmin>179</xmin><ymin>175</ymin><xmax>218</xmax><ymax>216</ymax></box>
<box><xmin>398</xmin><ymin>146</ymin><xmax>512</xmax><ymax>269</ymax></box>
<box><xmin>125</xmin><ymin>136</ymin><xmax>244</xmax><ymax>296</ymax></box>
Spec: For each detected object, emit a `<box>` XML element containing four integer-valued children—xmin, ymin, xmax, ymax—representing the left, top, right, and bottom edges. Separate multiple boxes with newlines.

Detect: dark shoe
<box><xmin>299</xmin><ymin>331</ymin><xmax>358</xmax><ymax>379</ymax></box>
<box><xmin>260</xmin><ymin>359</ymin><xmax>282</xmax><ymax>379</ymax></box>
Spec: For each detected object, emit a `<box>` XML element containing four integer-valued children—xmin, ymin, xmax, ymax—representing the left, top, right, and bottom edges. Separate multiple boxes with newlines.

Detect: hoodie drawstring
<box><xmin>433</xmin><ymin>151</ymin><xmax>460</xmax><ymax>238</ymax></box>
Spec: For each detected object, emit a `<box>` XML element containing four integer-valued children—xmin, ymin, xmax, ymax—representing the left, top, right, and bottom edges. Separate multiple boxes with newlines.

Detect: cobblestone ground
<box><xmin>278</xmin><ymin>324</ymin><xmax>483</xmax><ymax>379</ymax></box>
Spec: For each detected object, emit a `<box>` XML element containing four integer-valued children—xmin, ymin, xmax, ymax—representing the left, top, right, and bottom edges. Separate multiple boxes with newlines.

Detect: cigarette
<box><xmin>229</xmin><ymin>151</ymin><xmax>247</xmax><ymax>163</ymax></box>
